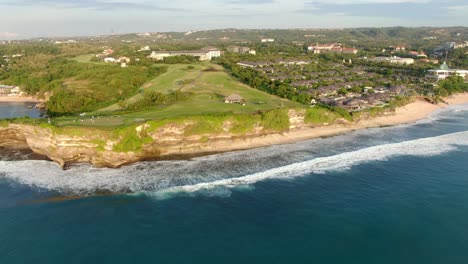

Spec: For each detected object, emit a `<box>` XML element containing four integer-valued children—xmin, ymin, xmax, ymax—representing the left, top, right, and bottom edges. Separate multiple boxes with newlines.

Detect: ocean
<box><xmin>1</xmin><ymin>104</ymin><xmax>468</xmax><ymax>263</ymax></box>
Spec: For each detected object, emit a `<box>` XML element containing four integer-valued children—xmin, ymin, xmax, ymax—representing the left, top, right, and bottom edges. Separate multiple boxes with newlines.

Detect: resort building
<box><xmin>427</xmin><ymin>62</ymin><xmax>468</xmax><ymax>81</ymax></box>
<box><xmin>227</xmin><ymin>46</ymin><xmax>251</xmax><ymax>54</ymax></box>
<box><xmin>148</xmin><ymin>47</ymin><xmax>221</xmax><ymax>61</ymax></box>
<box><xmin>308</xmin><ymin>44</ymin><xmax>358</xmax><ymax>54</ymax></box>
<box><xmin>369</xmin><ymin>56</ymin><xmax>415</xmax><ymax>65</ymax></box>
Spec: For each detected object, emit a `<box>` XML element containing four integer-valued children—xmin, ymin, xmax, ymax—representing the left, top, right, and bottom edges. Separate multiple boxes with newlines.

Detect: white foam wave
<box><xmin>150</xmin><ymin>131</ymin><xmax>468</xmax><ymax>196</ymax></box>
<box><xmin>420</xmin><ymin>103</ymin><xmax>468</xmax><ymax>124</ymax></box>
<box><xmin>1</xmin><ymin>131</ymin><xmax>467</xmax><ymax>196</ymax></box>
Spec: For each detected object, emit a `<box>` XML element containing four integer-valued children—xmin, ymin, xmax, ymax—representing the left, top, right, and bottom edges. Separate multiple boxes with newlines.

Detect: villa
<box><xmin>427</xmin><ymin>62</ymin><xmax>468</xmax><ymax>81</ymax></box>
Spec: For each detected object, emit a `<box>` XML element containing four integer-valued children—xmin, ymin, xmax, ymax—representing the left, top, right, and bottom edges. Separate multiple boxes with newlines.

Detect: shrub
<box><xmin>261</xmin><ymin>109</ymin><xmax>290</xmax><ymax>132</ymax></box>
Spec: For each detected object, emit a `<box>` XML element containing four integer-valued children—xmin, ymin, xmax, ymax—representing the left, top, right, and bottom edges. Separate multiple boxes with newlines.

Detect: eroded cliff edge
<box><xmin>1</xmin><ymin>109</ymin><xmax>333</xmax><ymax>168</ymax></box>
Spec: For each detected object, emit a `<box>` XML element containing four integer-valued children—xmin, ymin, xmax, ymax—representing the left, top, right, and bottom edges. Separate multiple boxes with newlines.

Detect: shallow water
<box><xmin>0</xmin><ymin>102</ymin><xmax>43</xmax><ymax>119</ymax></box>
<box><xmin>1</xmin><ymin>103</ymin><xmax>468</xmax><ymax>263</ymax></box>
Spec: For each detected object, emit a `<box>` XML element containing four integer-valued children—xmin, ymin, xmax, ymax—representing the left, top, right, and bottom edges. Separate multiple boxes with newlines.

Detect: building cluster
<box><xmin>454</xmin><ymin>41</ymin><xmax>468</xmax><ymax>49</ymax></box>
<box><xmin>148</xmin><ymin>47</ymin><xmax>221</xmax><ymax>61</ymax></box>
<box><xmin>393</xmin><ymin>46</ymin><xmax>406</xmax><ymax>52</ymax></box>
<box><xmin>94</xmin><ymin>48</ymin><xmax>131</xmax><ymax>67</ymax></box>
<box><xmin>53</xmin><ymin>40</ymin><xmax>78</xmax><ymax>44</ymax></box>
<box><xmin>136</xmin><ymin>32</ymin><xmax>151</xmax><ymax>37</ymax></box>
<box><xmin>103</xmin><ymin>56</ymin><xmax>131</xmax><ymax>67</ymax></box>
<box><xmin>383</xmin><ymin>46</ymin><xmax>439</xmax><ymax>64</ymax></box>
<box><xmin>261</xmin><ymin>38</ymin><xmax>275</xmax><ymax>43</ymax></box>
<box><xmin>1</xmin><ymin>54</ymin><xmax>23</xmax><ymax>67</ymax></box>
<box><xmin>138</xmin><ymin>46</ymin><xmax>151</xmax><ymax>52</ymax></box>
<box><xmin>311</xmin><ymin>85</ymin><xmax>406</xmax><ymax>112</ymax></box>
<box><xmin>308</xmin><ymin>43</ymin><xmax>359</xmax><ymax>54</ymax></box>
<box><xmin>368</xmin><ymin>56</ymin><xmax>415</xmax><ymax>65</ymax></box>
<box><xmin>0</xmin><ymin>85</ymin><xmax>20</xmax><ymax>96</ymax></box>
<box><xmin>95</xmin><ymin>48</ymin><xmax>114</xmax><ymax>58</ymax></box>
<box><xmin>237</xmin><ymin>59</ymin><xmax>410</xmax><ymax>111</ymax></box>
<box><xmin>237</xmin><ymin>59</ymin><xmax>312</xmax><ymax>69</ymax></box>
<box><xmin>407</xmin><ymin>51</ymin><xmax>427</xmax><ymax>58</ymax></box>
<box><xmin>227</xmin><ymin>46</ymin><xmax>256</xmax><ymax>55</ymax></box>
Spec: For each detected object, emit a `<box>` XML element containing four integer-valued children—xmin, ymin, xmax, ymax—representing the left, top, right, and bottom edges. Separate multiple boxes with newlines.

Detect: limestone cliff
<box><xmin>0</xmin><ymin>109</ymin><xmax>319</xmax><ymax>168</ymax></box>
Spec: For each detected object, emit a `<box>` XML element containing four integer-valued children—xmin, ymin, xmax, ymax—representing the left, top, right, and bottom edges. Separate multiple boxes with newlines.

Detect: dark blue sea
<box><xmin>1</xmin><ymin>104</ymin><xmax>468</xmax><ymax>263</ymax></box>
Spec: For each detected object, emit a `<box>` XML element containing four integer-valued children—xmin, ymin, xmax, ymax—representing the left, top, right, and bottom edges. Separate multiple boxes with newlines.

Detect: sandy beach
<box><xmin>0</xmin><ymin>96</ymin><xmax>41</xmax><ymax>103</ymax></box>
<box><xmin>199</xmin><ymin>93</ymin><xmax>468</xmax><ymax>154</ymax></box>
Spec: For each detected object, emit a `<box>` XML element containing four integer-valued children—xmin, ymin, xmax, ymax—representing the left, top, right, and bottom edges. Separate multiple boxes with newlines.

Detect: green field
<box><xmin>71</xmin><ymin>54</ymin><xmax>94</xmax><ymax>63</ymax></box>
<box><xmin>71</xmin><ymin>62</ymin><xmax>300</xmax><ymax>127</ymax></box>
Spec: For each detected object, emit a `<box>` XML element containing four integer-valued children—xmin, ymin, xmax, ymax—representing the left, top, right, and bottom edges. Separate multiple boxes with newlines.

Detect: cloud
<box><xmin>298</xmin><ymin>0</ymin><xmax>466</xmax><ymax>19</ymax></box>
<box><xmin>1</xmin><ymin>0</ymin><xmax>187</xmax><ymax>11</ymax></box>
<box><xmin>227</xmin><ymin>0</ymin><xmax>275</xmax><ymax>4</ymax></box>
<box><xmin>447</xmin><ymin>5</ymin><xmax>468</xmax><ymax>17</ymax></box>
<box><xmin>0</xmin><ymin>32</ymin><xmax>19</xmax><ymax>38</ymax></box>
<box><xmin>305</xmin><ymin>0</ymin><xmax>430</xmax><ymax>3</ymax></box>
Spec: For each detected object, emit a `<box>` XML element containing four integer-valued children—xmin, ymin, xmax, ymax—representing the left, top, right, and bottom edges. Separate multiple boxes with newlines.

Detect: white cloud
<box><xmin>307</xmin><ymin>0</ymin><xmax>429</xmax><ymax>4</ymax></box>
<box><xmin>447</xmin><ymin>5</ymin><xmax>468</xmax><ymax>16</ymax></box>
<box><xmin>0</xmin><ymin>32</ymin><xmax>19</xmax><ymax>38</ymax></box>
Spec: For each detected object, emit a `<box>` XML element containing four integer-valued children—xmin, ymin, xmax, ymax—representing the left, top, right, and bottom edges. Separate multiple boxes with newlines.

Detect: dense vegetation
<box><xmin>0</xmin><ymin>56</ymin><xmax>166</xmax><ymax>115</ymax></box>
<box><xmin>161</xmin><ymin>55</ymin><xmax>200</xmax><ymax>64</ymax></box>
<box><xmin>435</xmin><ymin>76</ymin><xmax>468</xmax><ymax>97</ymax></box>
<box><xmin>1</xmin><ymin>27</ymin><xmax>466</xmax><ymax>123</ymax></box>
<box><xmin>219</xmin><ymin>56</ymin><xmax>312</xmax><ymax>105</ymax></box>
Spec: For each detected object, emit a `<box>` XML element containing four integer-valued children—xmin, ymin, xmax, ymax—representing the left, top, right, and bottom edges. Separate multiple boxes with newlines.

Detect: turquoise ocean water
<box><xmin>1</xmin><ymin>103</ymin><xmax>468</xmax><ymax>263</ymax></box>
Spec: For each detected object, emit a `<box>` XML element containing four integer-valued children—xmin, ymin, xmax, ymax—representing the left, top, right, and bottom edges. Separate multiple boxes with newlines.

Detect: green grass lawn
<box><xmin>57</xmin><ymin>62</ymin><xmax>300</xmax><ymax>127</ymax></box>
<box><xmin>71</xmin><ymin>54</ymin><xmax>94</xmax><ymax>63</ymax></box>
<box><xmin>115</xmin><ymin>63</ymin><xmax>298</xmax><ymax>119</ymax></box>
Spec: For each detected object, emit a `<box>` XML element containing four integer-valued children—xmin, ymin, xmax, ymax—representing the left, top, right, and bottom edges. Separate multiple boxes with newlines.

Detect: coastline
<box><xmin>1</xmin><ymin>93</ymin><xmax>468</xmax><ymax>168</ymax></box>
<box><xmin>192</xmin><ymin>93</ymin><xmax>468</xmax><ymax>155</ymax></box>
<box><xmin>0</xmin><ymin>96</ymin><xmax>42</xmax><ymax>103</ymax></box>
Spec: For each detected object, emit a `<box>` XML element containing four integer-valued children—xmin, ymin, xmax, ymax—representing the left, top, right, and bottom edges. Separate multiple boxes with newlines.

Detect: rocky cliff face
<box><xmin>0</xmin><ymin>109</ymin><xmax>312</xmax><ymax>168</ymax></box>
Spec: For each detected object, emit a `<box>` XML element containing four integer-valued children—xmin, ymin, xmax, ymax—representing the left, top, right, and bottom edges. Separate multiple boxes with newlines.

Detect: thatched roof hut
<box><xmin>225</xmin><ymin>94</ymin><xmax>244</xmax><ymax>104</ymax></box>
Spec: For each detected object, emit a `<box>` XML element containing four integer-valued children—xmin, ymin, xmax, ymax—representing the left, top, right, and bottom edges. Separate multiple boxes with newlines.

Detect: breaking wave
<box><xmin>1</xmin><ymin>131</ymin><xmax>467</xmax><ymax>197</ymax></box>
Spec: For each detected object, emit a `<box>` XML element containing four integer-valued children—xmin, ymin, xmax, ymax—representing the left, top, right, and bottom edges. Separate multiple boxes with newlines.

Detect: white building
<box><xmin>261</xmin><ymin>38</ymin><xmax>275</xmax><ymax>43</ymax></box>
<box><xmin>148</xmin><ymin>47</ymin><xmax>221</xmax><ymax>61</ymax></box>
<box><xmin>104</xmin><ymin>57</ymin><xmax>116</xmax><ymax>63</ymax></box>
<box><xmin>139</xmin><ymin>46</ymin><xmax>151</xmax><ymax>51</ymax></box>
<box><xmin>308</xmin><ymin>44</ymin><xmax>358</xmax><ymax>54</ymax></box>
<box><xmin>427</xmin><ymin>62</ymin><xmax>468</xmax><ymax>81</ymax></box>
<box><xmin>370</xmin><ymin>56</ymin><xmax>414</xmax><ymax>65</ymax></box>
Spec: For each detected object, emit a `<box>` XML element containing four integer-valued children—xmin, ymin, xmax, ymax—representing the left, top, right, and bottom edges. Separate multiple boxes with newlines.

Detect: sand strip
<box><xmin>0</xmin><ymin>96</ymin><xmax>42</xmax><ymax>103</ymax></box>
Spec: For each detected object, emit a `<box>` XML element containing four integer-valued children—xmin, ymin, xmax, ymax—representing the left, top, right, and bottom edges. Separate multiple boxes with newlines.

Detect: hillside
<box><xmin>51</xmin><ymin>62</ymin><xmax>298</xmax><ymax>128</ymax></box>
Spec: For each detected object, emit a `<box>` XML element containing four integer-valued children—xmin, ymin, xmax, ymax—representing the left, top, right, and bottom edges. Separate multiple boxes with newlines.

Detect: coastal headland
<box><xmin>1</xmin><ymin>93</ymin><xmax>467</xmax><ymax>169</ymax></box>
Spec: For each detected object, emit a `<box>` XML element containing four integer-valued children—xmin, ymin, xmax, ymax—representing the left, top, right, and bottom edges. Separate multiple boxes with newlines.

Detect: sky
<box><xmin>0</xmin><ymin>0</ymin><xmax>467</xmax><ymax>39</ymax></box>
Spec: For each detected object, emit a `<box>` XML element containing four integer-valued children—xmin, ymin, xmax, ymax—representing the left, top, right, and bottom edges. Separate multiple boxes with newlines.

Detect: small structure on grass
<box><xmin>225</xmin><ymin>94</ymin><xmax>244</xmax><ymax>104</ymax></box>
